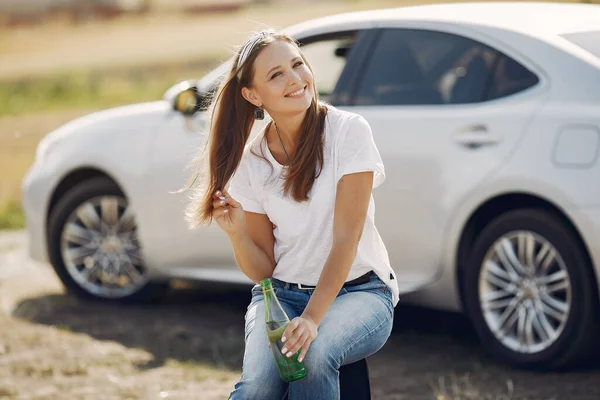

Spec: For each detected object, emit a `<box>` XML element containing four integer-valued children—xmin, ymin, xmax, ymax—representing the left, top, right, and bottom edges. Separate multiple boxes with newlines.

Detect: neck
<box><xmin>270</xmin><ymin>109</ymin><xmax>307</xmax><ymax>147</ymax></box>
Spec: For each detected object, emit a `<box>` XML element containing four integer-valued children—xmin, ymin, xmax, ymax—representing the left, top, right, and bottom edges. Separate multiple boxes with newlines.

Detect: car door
<box><xmin>340</xmin><ymin>27</ymin><xmax>548</xmax><ymax>289</ymax></box>
<box><xmin>143</xmin><ymin>29</ymin><xmax>370</xmax><ymax>280</ymax></box>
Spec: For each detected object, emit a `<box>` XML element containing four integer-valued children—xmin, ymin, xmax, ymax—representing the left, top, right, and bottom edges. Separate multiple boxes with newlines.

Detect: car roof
<box><xmin>285</xmin><ymin>1</ymin><xmax>600</xmax><ymax>38</ymax></box>
<box><xmin>199</xmin><ymin>2</ymin><xmax>600</xmax><ymax>90</ymax></box>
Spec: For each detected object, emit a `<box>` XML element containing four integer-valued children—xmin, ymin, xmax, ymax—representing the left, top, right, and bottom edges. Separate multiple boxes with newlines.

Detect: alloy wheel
<box><xmin>60</xmin><ymin>195</ymin><xmax>149</xmax><ymax>298</ymax></box>
<box><xmin>479</xmin><ymin>230</ymin><xmax>571</xmax><ymax>354</ymax></box>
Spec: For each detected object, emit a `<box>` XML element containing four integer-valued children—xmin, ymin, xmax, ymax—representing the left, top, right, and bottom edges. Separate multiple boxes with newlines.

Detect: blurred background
<box><xmin>2</xmin><ymin>1</ymin><xmax>600</xmax><ymax>399</ymax></box>
<box><xmin>0</xmin><ymin>0</ymin><xmax>412</xmax><ymax>230</ymax></box>
<box><xmin>0</xmin><ymin>0</ymin><xmax>594</xmax><ymax>228</ymax></box>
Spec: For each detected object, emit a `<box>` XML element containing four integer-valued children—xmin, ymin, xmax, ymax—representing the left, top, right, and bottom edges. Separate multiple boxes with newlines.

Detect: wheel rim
<box><xmin>479</xmin><ymin>230</ymin><xmax>572</xmax><ymax>354</ymax></box>
<box><xmin>60</xmin><ymin>195</ymin><xmax>149</xmax><ymax>298</ymax></box>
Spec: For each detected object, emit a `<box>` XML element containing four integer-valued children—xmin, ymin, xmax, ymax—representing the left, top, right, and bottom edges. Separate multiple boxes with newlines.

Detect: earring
<box><xmin>254</xmin><ymin>107</ymin><xmax>264</xmax><ymax>120</ymax></box>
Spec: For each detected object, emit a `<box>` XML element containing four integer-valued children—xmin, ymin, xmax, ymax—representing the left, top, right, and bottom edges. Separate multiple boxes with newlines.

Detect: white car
<box><xmin>22</xmin><ymin>2</ymin><xmax>600</xmax><ymax>369</ymax></box>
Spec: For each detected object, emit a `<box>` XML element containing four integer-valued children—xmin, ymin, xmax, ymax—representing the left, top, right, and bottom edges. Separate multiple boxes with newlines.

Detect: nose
<box><xmin>287</xmin><ymin>69</ymin><xmax>303</xmax><ymax>86</ymax></box>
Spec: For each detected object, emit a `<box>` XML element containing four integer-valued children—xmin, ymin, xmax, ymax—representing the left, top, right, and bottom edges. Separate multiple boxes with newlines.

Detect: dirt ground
<box><xmin>1</xmin><ymin>230</ymin><xmax>600</xmax><ymax>400</ymax></box>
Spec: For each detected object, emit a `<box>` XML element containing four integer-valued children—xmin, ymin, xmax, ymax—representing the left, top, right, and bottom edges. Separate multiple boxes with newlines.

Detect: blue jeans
<box><xmin>228</xmin><ymin>272</ymin><xmax>394</xmax><ymax>400</ymax></box>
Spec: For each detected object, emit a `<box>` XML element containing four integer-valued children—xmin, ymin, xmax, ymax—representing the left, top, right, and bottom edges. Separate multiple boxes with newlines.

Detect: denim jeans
<box><xmin>228</xmin><ymin>272</ymin><xmax>394</xmax><ymax>400</ymax></box>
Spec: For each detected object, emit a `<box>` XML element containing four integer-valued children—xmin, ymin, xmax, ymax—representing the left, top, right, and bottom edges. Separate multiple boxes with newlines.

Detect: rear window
<box><xmin>561</xmin><ymin>30</ymin><xmax>600</xmax><ymax>59</ymax></box>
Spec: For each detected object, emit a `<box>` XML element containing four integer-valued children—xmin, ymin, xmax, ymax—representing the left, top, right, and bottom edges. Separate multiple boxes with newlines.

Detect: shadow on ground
<box><xmin>11</xmin><ymin>282</ymin><xmax>252</xmax><ymax>371</ymax></box>
<box><xmin>11</xmin><ymin>283</ymin><xmax>600</xmax><ymax>399</ymax></box>
<box><xmin>9</xmin><ymin>282</ymin><xmax>477</xmax><ymax>369</ymax></box>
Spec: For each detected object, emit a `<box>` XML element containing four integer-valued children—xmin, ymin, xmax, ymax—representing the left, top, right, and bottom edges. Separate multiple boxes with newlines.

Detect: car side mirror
<box><xmin>335</xmin><ymin>45</ymin><xmax>351</xmax><ymax>58</ymax></box>
<box><xmin>164</xmin><ymin>80</ymin><xmax>211</xmax><ymax>116</ymax></box>
<box><xmin>174</xmin><ymin>87</ymin><xmax>202</xmax><ymax>115</ymax></box>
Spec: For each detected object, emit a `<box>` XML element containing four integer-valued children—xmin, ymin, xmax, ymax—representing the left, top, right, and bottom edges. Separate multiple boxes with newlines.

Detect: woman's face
<box><xmin>244</xmin><ymin>39</ymin><xmax>315</xmax><ymax>116</ymax></box>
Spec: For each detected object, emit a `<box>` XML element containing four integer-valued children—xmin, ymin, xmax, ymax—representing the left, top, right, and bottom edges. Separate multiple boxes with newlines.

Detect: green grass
<box><xmin>0</xmin><ymin>200</ymin><xmax>25</xmax><ymax>230</ymax></box>
<box><xmin>0</xmin><ymin>58</ymin><xmax>222</xmax><ymax>117</ymax></box>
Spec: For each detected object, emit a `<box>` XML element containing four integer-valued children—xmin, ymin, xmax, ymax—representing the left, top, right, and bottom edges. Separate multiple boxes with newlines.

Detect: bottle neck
<box><xmin>260</xmin><ymin>278</ymin><xmax>273</xmax><ymax>291</ymax></box>
<box><xmin>260</xmin><ymin>278</ymin><xmax>289</xmax><ymax>323</ymax></box>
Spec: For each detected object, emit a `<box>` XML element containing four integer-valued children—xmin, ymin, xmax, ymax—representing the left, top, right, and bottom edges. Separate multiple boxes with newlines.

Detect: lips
<box><xmin>285</xmin><ymin>85</ymin><xmax>307</xmax><ymax>98</ymax></box>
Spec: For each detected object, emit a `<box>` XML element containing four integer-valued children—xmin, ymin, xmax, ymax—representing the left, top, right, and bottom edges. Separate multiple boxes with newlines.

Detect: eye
<box><xmin>270</xmin><ymin>71</ymin><xmax>282</xmax><ymax>80</ymax></box>
<box><xmin>293</xmin><ymin>61</ymin><xmax>304</xmax><ymax>67</ymax></box>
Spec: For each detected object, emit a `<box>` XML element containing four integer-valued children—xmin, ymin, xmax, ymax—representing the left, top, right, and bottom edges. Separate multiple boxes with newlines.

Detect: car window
<box><xmin>484</xmin><ymin>55</ymin><xmax>539</xmax><ymax>101</ymax></box>
<box><xmin>197</xmin><ymin>60</ymin><xmax>231</xmax><ymax>93</ymax></box>
<box><xmin>560</xmin><ymin>30</ymin><xmax>600</xmax><ymax>60</ymax></box>
<box><xmin>436</xmin><ymin>46</ymin><xmax>498</xmax><ymax>104</ymax></box>
<box><xmin>298</xmin><ymin>32</ymin><xmax>358</xmax><ymax>103</ymax></box>
<box><xmin>354</xmin><ymin>29</ymin><xmax>538</xmax><ymax>106</ymax></box>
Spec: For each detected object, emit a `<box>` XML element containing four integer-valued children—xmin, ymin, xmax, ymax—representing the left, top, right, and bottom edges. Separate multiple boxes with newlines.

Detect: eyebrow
<box><xmin>265</xmin><ymin>57</ymin><xmax>302</xmax><ymax>78</ymax></box>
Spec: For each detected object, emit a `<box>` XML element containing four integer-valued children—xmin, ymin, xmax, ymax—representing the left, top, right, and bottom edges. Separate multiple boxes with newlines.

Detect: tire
<box><xmin>463</xmin><ymin>208</ymin><xmax>599</xmax><ymax>370</ymax></box>
<box><xmin>47</xmin><ymin>177</ymin><xmax>168</xmax><ymax>303</ymax></box>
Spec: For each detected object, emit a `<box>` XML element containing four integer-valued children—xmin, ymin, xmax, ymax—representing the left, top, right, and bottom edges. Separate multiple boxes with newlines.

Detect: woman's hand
<box><xmin>280</xmin><ymin>315</ymin><xmax>319</xmax><ymax>362</ymax></box>
<box><xmin>212</xmin><ymin>188</ymin><xmax>246</xmax><ymax>237</ymax></box>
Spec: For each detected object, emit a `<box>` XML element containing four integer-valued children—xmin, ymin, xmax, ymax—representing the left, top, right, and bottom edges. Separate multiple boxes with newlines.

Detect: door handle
<box><xmin>454</xmin><ymin>124</ymin><xmax>499</xmax><ymax>148</ymax></box>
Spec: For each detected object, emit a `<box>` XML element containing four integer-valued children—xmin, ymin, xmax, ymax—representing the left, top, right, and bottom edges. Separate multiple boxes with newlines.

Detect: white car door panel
<box><xmin>144</xmin><ymin>111</ymin><xmax>229</xmax><ymax>271</ymax></box>
<box><xmin>342</xmin><ymin>27</ymin><xmax>548</xmax><ymax>289</ymax></box>
<box><xmin>350</xmin><ymin>101</ymin><xmax>545</xmax><ymax>285</ymax></box>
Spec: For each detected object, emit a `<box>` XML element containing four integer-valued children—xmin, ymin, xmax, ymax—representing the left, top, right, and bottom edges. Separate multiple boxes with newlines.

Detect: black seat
<box><xmin>450</xmin><ymin>54</ymin><xmax>490</xmax><ymax>103</ymax></box>
<box><xmin>357</xmin><ymin>41</ymin><xmax>443</xmax><ymax>106</ymax></box>
<box><xmin>286</xmin><ymin>358</ymin><xmax>371</xmax><ymax>399</ymax></box>
<box><xmin>340</xmin><ymin>359</ymin><xmax>371</xmax><ymax>399</ymax></box>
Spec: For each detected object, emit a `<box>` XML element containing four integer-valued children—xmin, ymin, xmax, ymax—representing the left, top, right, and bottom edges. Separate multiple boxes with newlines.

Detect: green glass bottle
<box><xmin>260</xmin><ymin>278</ymin><xmax>307</xmax><ymax>382</ymax></box>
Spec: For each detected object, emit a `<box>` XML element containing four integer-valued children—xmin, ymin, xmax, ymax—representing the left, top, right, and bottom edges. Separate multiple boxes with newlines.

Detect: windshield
<box><xmin>196</xmin><ymin>59</ymin><xmax>233</xmax><ymax>92</ymax></box>
<box><xmin>560</xmin><ymin>30</ymin><xmax>600</xmax><ymax>60</ymax></box>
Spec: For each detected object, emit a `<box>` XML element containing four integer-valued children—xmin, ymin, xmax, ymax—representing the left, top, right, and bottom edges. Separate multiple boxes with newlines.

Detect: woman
<box><xmin>186</xmin><ymin>29</ymin><xmax>400</xmax><ymax>399</ymax></box>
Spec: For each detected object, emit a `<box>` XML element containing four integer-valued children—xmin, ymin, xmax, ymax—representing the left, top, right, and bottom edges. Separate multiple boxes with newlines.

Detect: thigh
<box><xmin>312</xmin><ymin>276</ymin><xmax>394</xmax><ymax>366</ymax></box>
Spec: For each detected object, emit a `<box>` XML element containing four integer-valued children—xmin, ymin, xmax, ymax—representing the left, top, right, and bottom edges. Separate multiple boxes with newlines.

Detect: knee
<box><xmin>302</xmin><ymin>340</ymin><xmax>339</xmax><ymax>374</ymax></box>
<box><xmin>230</xmin><ymin>349</ymin><xmax>286</xmax><ymax>399</ymax></box>
<box><xmin>229</xmin><ymin>373</ymin><xmax>286</xmax><ymax>400</ymax></box>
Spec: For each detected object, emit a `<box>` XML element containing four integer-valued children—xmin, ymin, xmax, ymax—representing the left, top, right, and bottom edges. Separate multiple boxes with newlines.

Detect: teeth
<box><xmin>287</xmin><ymin>87</ymin><xmax>305</xmax><ymax>97</ymax></box>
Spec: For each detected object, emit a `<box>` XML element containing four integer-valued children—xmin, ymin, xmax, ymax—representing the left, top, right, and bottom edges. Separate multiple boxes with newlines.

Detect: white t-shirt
<box><xmin>228</xmin><ymin>105</ymin><xmax>400</xmax><ymax>306</ymax></box>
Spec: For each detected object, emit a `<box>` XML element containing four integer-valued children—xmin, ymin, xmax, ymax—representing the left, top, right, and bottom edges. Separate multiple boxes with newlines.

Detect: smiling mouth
<box><xmin>285</xmin><ymin>85</ymin><xmax>307</xmax><ymax>98</ymax></box>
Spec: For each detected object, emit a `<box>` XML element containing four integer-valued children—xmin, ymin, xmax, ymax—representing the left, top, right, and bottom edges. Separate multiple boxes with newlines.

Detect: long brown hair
<box><xmin>184</xmin><ymin>31</ymin><xmax>327</xmax><ymax>228</ymax></box>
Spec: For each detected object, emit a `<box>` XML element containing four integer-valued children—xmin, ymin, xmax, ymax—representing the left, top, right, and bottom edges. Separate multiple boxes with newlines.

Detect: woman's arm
<box><xmin>230</xmin><ymin>211</ymin><xmax>276</xmax><ymax>283</ymax></box>
<box><xmin>280</xmin><ymin>171</ymin><xmax>374</xmax><ymax>361</ymax></box>
<box><xmin>213</xmin><ymin>189</ymin><xmax>276</xmax><ymax>283</ymax></box>
<box><xmin>305</xmin><ymin>171</ymin><xmax>374</xmax><ymax>322</ymax></box>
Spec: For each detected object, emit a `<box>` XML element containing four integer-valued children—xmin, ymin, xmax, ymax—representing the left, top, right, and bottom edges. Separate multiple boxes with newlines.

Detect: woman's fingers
<box><xmin>281</xmin><ymin>318</ymin><xmax>300</xmax><ymax>352</ymax></box>
<box><xmin>286</xmin><ymin>330</ymin><xmax>311</xmax><ymax>357</ymax></box>
<box><xmin>281</xmin><ymin>324</ymin><xmax>304</xmax><ymax>356</ymax></box>
<box><xmin>282</xmin><ymin>318</ymin><xmax>300</xmax><ymax>342</ymax></box>
<box><xmin>280</xmin><ymin>316</ymin><xmax>318</xmax><ymax>362</ymax></box>
<box><xmin>281</xmin><ymin>328</ymin><xmax>312</xmax><ymax>363</ymax></box>
<box><xmin>221</xmin><ymin>188</ymin><xmax>242</xmax><ymax>208</ymax></box>
<box><xmin>297</xmin><ymin>339</ymin><xmax>312</xmax><ymax>363</ymax></box>
<box><xmin>212</xmin><ymin>198</ymin><xmax>232</xmax><ymax>209</ymax></box>
<box><xmin>212</xmin><ymin>207</ymin><xmax>230</xmax><ymax>220</ymax></box>
<box><xmin>213</xmin><ymin>189</ymin><xmax>241</xmax><ymax>209</ymax></box>
<box><xmin>281</xmin><ymin>318</ymin><xmax>316</xmax><ymax>361</ymax></box>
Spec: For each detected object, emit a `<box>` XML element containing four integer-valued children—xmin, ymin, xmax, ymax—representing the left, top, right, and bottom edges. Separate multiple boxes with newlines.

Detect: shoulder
<box><xmin>324</xmin><ymin>104</ymin><xmax>366</xmax><ymax>127</ymax></box>
<box><xmin>240</xmin><ymin>131</ymin><xmax>266</xmax><ymax>164</ymax></box>
<box><xmin>230</xmin><ymin>136</ymin><xmax>263</xmax><ymax>185</ymax></box>
<box><xmin>324</xmin><ymin>105</ymin><xmax>372</xmax><ymax>143</ymax></box>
